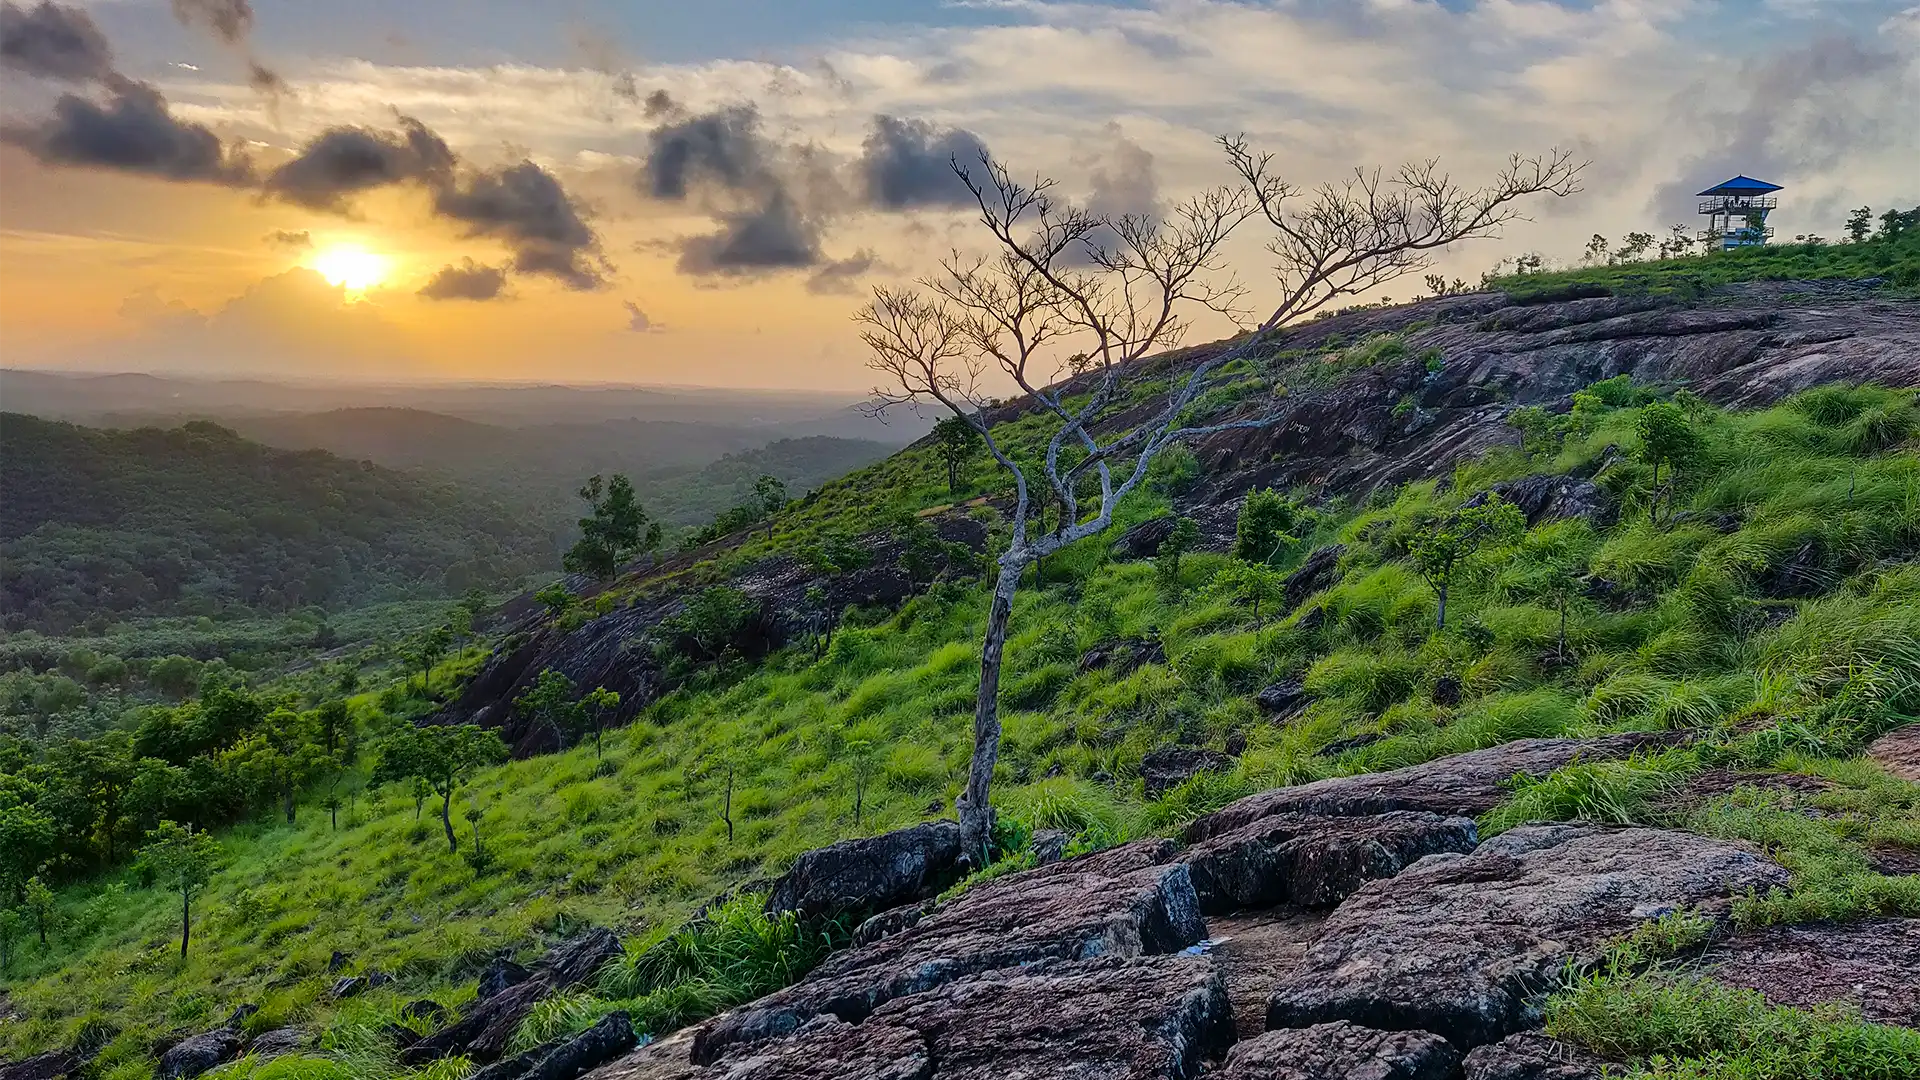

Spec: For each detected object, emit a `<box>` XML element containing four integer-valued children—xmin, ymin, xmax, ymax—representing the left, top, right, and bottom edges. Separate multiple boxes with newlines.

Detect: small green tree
<box><xmin>565</xmin><ymin>474</ymin><xmax>662</xmax><ymax>581</ymax></box>
<box><xmin>413</xmin><ymin>626</ymin><xmax>451</xmax><ymax>697</ymax></box>
<box><xmin>1156</xmin><ymin>517</ymin><xmax>1200</xmax><ymax>584</ymax></box>
<box><xmin>1233</xmin><ymin>489</ymin><xmax>1304</xmax><ymax>563</ymax></box>
<box><xmin>583</xmin><ymin>686</ymin><xmax>620</xmax><ymax>761</ymax></box>
<box><xmin>1633</xmin><ymin>401</ymin><xmax>1705</xmax><ymax>526</ymax></box>
<box><xmin>846</xmin><ymin>739</ymin><xmax>880</xmax><ymax>829</ymax></box>
<box><xmin>1216</xmin><ymin>561</ymin><xmax>1286</xmax><ymax>625</ymax></box>
<box><xmin>1846</xmin><ymin>206</ymin><xmax>1874</xmax><ymax>244</ymax></box>
<box><xmin>535</xmin><ymin>581</ymin><xmax>576</xmax><ymax>622</ymax></box>
<box><xmin>1406</xmin><ymin>497</ymin><xmax>1527</xmax><ymax>630</ymax></box>
<box><xmin>932</xmin><ymin>416</ymin><xmax>981</xmax><ymax>495</ymax></box>
<box><xmin>24</xmin><ymin>876</ymin><xmax>54</xmax><ymax>948</ymax></box>
<box><xmin>138</xmin><ymin>821</ymin><xmax>218</xmax><ymax>959</ymax></box>
<box><xmin>374</xmin><ymin>725</ymin><xmax>509</xmax><ymax>853</ymax></box>
<box><xmin>514</xmin><ymin>668</ymin><xmax>582</xmax><ymax>749</ymax></box>
<box><xmin>752</xmin><ymin>474</ymin><xmax>788</xmax><ymax>539</ymax></box>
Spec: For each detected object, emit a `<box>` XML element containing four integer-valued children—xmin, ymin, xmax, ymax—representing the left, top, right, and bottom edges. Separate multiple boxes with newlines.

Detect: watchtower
<box><xmin>1698</xmin><ymin>176</ymin><xmax>1781</xmax><ymax>250</ymax></box>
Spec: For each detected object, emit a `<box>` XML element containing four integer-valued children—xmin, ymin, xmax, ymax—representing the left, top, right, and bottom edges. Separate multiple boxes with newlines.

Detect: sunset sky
<box><xmin>0</xmin><ymin>0</ymin><xmax>1915</xmax><ymax>390</ymax></box>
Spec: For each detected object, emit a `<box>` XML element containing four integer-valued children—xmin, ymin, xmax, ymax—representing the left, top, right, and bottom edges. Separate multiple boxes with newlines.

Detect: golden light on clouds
<box><xmin>308</xmin><ymin>243</ymin><xmax>389</xmax><ymax>295</ymax></box>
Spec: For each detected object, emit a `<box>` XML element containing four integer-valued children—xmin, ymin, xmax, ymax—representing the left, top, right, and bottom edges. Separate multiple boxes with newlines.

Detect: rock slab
<box><xmin>1214</xmin><ymin>1021</ymin><xmax>1459</xmax><ymax>1080</ymax></box>
<box><xmin>1182</xmin><ymin>811</ymin><xmax>1477</xmax><ymax>913</ymax></box>
<box><xmin>1698</xmin><ymin>918</ymin><xmax>1920</xmax><ymax>1027</ymax></box>
<box><xmin>1264</xmin><ymin>825</ymin><xmax>1787</xmax><ymax>1049</ymax></box>
<box><xmin>764</xmin><ymin>820</ymin><xmax>963</xmax><ymax>921</ymax></box>
<box><xmin>1461</xmin><ymin>1033</ymin><xmax>1609</xmax><ymax>1080</ymax></box>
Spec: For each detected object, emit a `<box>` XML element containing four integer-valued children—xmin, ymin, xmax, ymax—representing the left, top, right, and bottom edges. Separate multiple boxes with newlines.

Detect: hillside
<box><xmin>0</xmin><ymin>415</ymin><xmax>554</xmax><ymax>634</ymax></box>
<box><xmin>2</xmin><ymin>267</ymin><xmax>1918</xmax><ymax>1080</ymax></box>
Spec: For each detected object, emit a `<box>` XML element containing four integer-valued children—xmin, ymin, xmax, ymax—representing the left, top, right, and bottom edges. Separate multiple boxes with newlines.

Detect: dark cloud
<box><xmin>265</xmin><ymin>117</ymin><xmax>455</xmax><ymax>210</ymax></box>
<box><xmin>0</xmin><ymin>0</ymin><xmax>114</xmax><ymax>83</ymax></box>
<box><xmin>266</xmin><ymin>228</ymin><xmax>311</xmax><ymax>248</ymax></box>
<box><xmin>675</xmin><ymin>189</ymin><xmax>821</xmax><ymax>275</ymax></box>
<box><xmin>247</xmin><ymin>59</ymin><xmax>284</xmax><ymax>95</ymax></box>
<box><xmin>643</xmin><ymin>104</ymin><xmax>777</xmax><ymax>200</ymax></box>
<box><xmin>1069</xmin><ymin>123</ymin><xmax>1161</xmax><ymax>264</ymax></box>
<box><xmin>170</xmin><ymin>0</ymin><xmax>251</xmax><ymax>46</ymax></box>
<box><xmin>1</xmin><ymin>74</ymin><xmax>252</xmax><ymax>184</ymax></box>
<box><xmin>643</xmin><ymin>89</ymin><xmax>676</xmax><ymax>119</ymax></box>
<box><xmin>858</xmin><ymin>114</ymin><xmax>989</xmax><ymax>210</ymax></box>
<box><xmin>419</xmin><ymin>259</ymin><xmax>509</xmax><ymax>301</ymax></box>
<box><xmin>623</xmin><ymin>300</ymin><xmax>656</xmax><ymax>331</ymax></box>
<box><xmin>434</xmin><ymin>161</ymin><xmax>607</xmax><ymax>290</ymax></box>
<box><xmin>805</xmin><ymin>250</ymin><xmax>877</xmax><ymax>295</ymax></box>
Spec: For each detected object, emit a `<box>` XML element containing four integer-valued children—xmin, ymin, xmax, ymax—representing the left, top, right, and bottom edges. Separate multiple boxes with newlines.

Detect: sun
<box><xmin>310</xmin><ymin>244</ymin><xmax>389</xmax><ymax>293</ymax></box>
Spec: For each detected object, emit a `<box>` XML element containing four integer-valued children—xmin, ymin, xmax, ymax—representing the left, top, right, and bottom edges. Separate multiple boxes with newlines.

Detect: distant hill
<box><xmin>0</xmin><ymin>414</ymin><xmax>556</xmax><ymax>633</ymax></box>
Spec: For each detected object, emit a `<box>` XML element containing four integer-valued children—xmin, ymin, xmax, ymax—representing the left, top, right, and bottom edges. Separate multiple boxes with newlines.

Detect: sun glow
<box><xmin>310</xmin><ymin>244</ymin><xmax>389</xmax><ymax>293</ymax></box>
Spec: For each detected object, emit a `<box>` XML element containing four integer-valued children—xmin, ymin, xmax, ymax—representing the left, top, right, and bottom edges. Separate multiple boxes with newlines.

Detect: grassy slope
<box><xmin>7</xmin><ymin>373</ymin><xmax>1918</xmax><ymax>1077</ymax></box>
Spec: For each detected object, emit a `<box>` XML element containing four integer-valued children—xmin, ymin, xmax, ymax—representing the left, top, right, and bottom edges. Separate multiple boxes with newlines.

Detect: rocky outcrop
<box><xmin>436</xmin><ymin>514</ymin><xmax>990</xmax><ymax>756</ymax></box>
<box><xmin>1186</xmin><ymin>734</ymin><xmax>1680</xmax><ymax>842</ymax></box>
<box><xmin>1264</xmin><ymin>825</ymin><xmax>1788</xmax><ymax>1048</ymax></box>
<box><xmin>1215</xmin><ymin>1022</ymin><xmax>1459</xmax><ymax>1080</ymax></box>
<box><xmin>765</xmin><ymin>821</ymin><xmax>964</xmax><ymax>921</ymax></box>
<box><xmin>480</xmin><ymin>1012</ymin><xmax>640</xmax><ymax>1080</ymax></box>
<box><xmin>1080</xmin><ymin>637</ymin><xmax>1167</xmax><ymax>675</ymax></box>
<box><xmin>1480</xmin><ymin>475</ymin><xmax>1612</xmax><ymax>527</ymax></box>
<box><xmin>1142</xmin><ymin>745</ymin><xmax>1236</xmax><ymax>798</ymax></box>
<box><xmin>0</xmin><ymin>1050</ymin><xmax>90</xmax><ymax>1080</ymax></box>
<box><xmin>479</xmin><ymin>957</ymin><xmax>533</xmax><ymax>1000</ymax></box>
<box><xmin>1696</xmin><ymin>918</ymin><xmax>1920</xmax><ymax>1026</ymax></box>
<box><xmin>244</xmin><ymin>1028</ymin><xmax>309</xmax><ymax>1060</ymax></box>
<box><xmin>404</xmin><ymin>929</ymin><xmax>624</xmax><ymax>1065</ymax></box>
<box><xmin>1462</xmin><ymin>1033</ymin><xmax>1610</xmax><ymax>1080</ymax></box>
<box><xmin>1181</xmin><ymin>811</ymin><xmax>1477</xmax><ymax>913</ymax></box>
<box><xmin>691</xmin><ymin>840</ymin><xmax>1202</xmax><ymax>1064</ymax></box>
<box><xmin>157</xmin><ymin>1028</ymin><xmax>243</xmax><ymax>1080</ymax></box>
<box><xmin>1255</xmin><ymin>679</ymin><xmax>1309</xmax><ymax>718</ymax></box>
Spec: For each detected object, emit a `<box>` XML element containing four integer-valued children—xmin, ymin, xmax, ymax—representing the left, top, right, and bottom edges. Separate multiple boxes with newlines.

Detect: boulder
<box><xmin>1078</xmin><ymin>637</ymin><xmax>1167</xmax><ymax>675</ymax></box>
<box><xmin>1181</xmin><ymin>811</ymin><xmax>1477</xmax><ymax>914</ymax></box>
<box><xmin>1869</xmin><ymin>724</ymin><xmax>1920</xmax><ymax>783</ymax></box>
<box><xmin>1142</xmin><ymin>745</ymin><xmax>1236</xmax><ymax>798</ymax></box>
<box><xmin>1187</xmin><ymin>734</ymin><xmax>1680</xmax><ymax>843</ymax></box>
<box><xmin>1264</xmin><ymin>825</ymin><xmax>1788</xmax><ymax>1049</ymax></box>
<box><xmin>402</xmin><ymin>999</ymin><xmax>449</xmax><ymax>1024</ymax></box>
<box><xmin>330</xmin><ymin>976</ymin><xmax>366</xmax><ymax>999</ymax></box>
<box><xmin>1696</xmin><ymin>918</ymin><xmax>1920</xmax><ymax>1026</ymax></box>
<box><xmin>1112</xmin><ymin>515</ymin><xmax>1177</xmax><ymax>559</ymax></box>
<box><xmin>405</xmin><ymin>929</ymin><xmax>623</xmax><ymax>1065</ymax></box>
<box><xmin>706</xmin><ymin>955</ymin><xmax>1232</xmax><ymax>1080</ymax></box>
<box><xmin>157</xmin><ymin>1028</ymin><xmax>242</xmax><ymax>1080</ymax></box>
<box><xmin>1281</xmin><ymin>545</ymin><xmax>1346</xmax><ymax>613</ymax></box>
<box><xmin>0</xmin><ymin>1049</ymin><xmax>89</xmax><ymax>1080</ymax></box>
<box><xmin>1430</xmin><ymin>675</ymin><xmax>1462</xmax><ymax>707</ymax></box>
<box><xmin>1029</xmin><ymin>828</ymin><xmax>1070</xmax><ymax>866</ymax></box>
<box><xmin>244</xmin><ymin>1028</ymin><xmax>308</xmax><ymax>1059</ymax></box>
<box><xmin>327</xmin><ymin>950</ymin><xmax>352</xmax><ymax>973</ymax></box>
<box><xmin>479</xmin><ymin>957</ymin><xmax>533</xmax><ymax>1000</ymax></box>
<box><xmin>1461</xmin><ymin>1033</ymin><xmax>1609</xmax><ymax>1080</ymax></box>
<box><xmin>522</xmin><ymin>1012</ymin><xmax>640</xmax><ymax>1080</ymax></box>
<box><xmin>1214</xmin><ymin>1021</ymin><xmax>1459</xmax><ymax>1080</ymax></box>
<box><xmin>850</xmin><ymin>901</ymin><xmax>935</xmax><ymax>948</ymax></box>
<box><xmin>692</xmin><ymin>839</ymin><xmax>1200</xmax><ymax>1064</ymax></box>
<box><xmin>1482</xmin><ymin>475</ymin><xmax>1612</xmax><ymax>527</ymax></box>
<box><xmin>764</xmin><ymin>821</ymin><xmax>964</xmax><ymax>921</ymax></box>
<box><xmin>1256</xmin><ymin>680</ymin><xmax>1310</xmax><ymax>718</ymax></box>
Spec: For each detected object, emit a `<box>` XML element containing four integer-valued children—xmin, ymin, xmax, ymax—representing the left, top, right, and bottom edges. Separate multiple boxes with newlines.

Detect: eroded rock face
<box><xmin>711</xmin><ymin>955</ymin><xmax>1231</xmax><ymax>1080</ymax></box>
<box><xmin>1215</xmin><ymin>1022</ymin><xmax>1459</xmax><ymax>1080</ymax></box>
<box><xmin>1142</xmin><ymin>745</ymin><xmax>1237</xmax><ymax>799</ymax></box>
<box><xmin>692</xmin><ymin>840</ymin><xmax>1202</xmax><ymax>1065</ymax></box>
<box><xmin>1187</xmin><ymin>734</ymin><xmax>1679</xmax><ymax>842</ymax></box>
<box><xmin>1697</xmin><ymin>918</ymin><xmax>1920</xmax><ymax>1027</ymax></box>
<box><xmin>1264</xmin><ymin>825</ymin><xmax>1788</xmax><ymax>1049</ymax></box>
<box><xmin>404</xmin><ymin>929</ymin><xmax>624</xmax><ymax>1065</ymax></box>
<box><xmin>1181</xmin><ymin>811</ymin><xmax>1477</xmax><ymax>913</ymax></box>
<box><xmin>1461</xmin><ymin>1033</ymin><xmax>1609</xmax><ymax>1080</ymax></box>
<box><xmin>764</xmin><ymin>821</ymin><xmax>964</xmax><ymax>921</ymax></box>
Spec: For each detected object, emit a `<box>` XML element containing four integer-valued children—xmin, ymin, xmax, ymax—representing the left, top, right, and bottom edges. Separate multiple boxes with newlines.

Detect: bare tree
<box><xmin>859</xmin><ymin>142</ymin><xmax>1582</xmax><ymax>863</ymax></box>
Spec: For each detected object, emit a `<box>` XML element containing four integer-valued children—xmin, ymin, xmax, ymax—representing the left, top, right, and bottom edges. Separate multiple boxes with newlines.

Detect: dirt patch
<box><xmin>1869</xmin><ymin>725</ymin><xmax>1920</xmax><ymax>782</ymax></box>
<box><xmin>1694</xmin><ymin>919</ymin><xmax>1920</xmax><ymax>1028</ymax></box>
<box><xmin>1207</xmin><ymin>908</ymin><xmax>1329</xmax><ymax>1039</ymax></box>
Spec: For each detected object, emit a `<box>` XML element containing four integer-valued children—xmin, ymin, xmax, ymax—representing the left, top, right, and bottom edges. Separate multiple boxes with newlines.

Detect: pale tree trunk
<box><xmin>958</xmin><ymin>559</ymin><xmax>1025</xmax><ymax>865</ymax></box>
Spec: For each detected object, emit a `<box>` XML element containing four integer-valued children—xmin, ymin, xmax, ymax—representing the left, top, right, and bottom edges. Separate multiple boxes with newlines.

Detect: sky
<box><xmin>0</xmin><ymin>0</ymin><xmax>1915</xmax><ymax>391</ymax></box>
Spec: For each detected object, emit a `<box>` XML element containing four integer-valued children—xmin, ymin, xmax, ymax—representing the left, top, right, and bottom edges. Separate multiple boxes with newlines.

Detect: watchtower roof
<box><xmin>1697</xmin><ymin>176</ymin><xmax>1783</xmax><ymax>197</ymax></box>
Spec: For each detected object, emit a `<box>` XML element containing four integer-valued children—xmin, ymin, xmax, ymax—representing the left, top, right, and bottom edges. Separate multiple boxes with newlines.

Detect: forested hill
<box><xmin>0</xmin><ymin>415</ymin><xmax>554</xmax><ymax>633</ymax></box>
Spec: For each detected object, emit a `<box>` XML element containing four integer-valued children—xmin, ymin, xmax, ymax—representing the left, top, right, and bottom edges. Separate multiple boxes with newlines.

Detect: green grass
<box><xmin>1487</xmin><ymin>226</ymin><xmax>1920</xmax><ymax>300</ymax></box>
<box><xmin>5</xmin><ymin>382</ymin><xmax>1919</xmax><ymax>1075</ymax></box>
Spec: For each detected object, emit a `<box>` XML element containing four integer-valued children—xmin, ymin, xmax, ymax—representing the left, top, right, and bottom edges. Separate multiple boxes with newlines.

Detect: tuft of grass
<box><xmin>1478</xmin><ymin>751</ymin><xmax>1696</xmax><ymax>836</ymax></box>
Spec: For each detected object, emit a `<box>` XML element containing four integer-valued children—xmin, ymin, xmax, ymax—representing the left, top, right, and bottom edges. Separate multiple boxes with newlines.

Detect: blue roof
<box><xmin>1698</xmin><ymin>175</ymin><xmax>1783</xmax><ymax>196</ymax></box>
